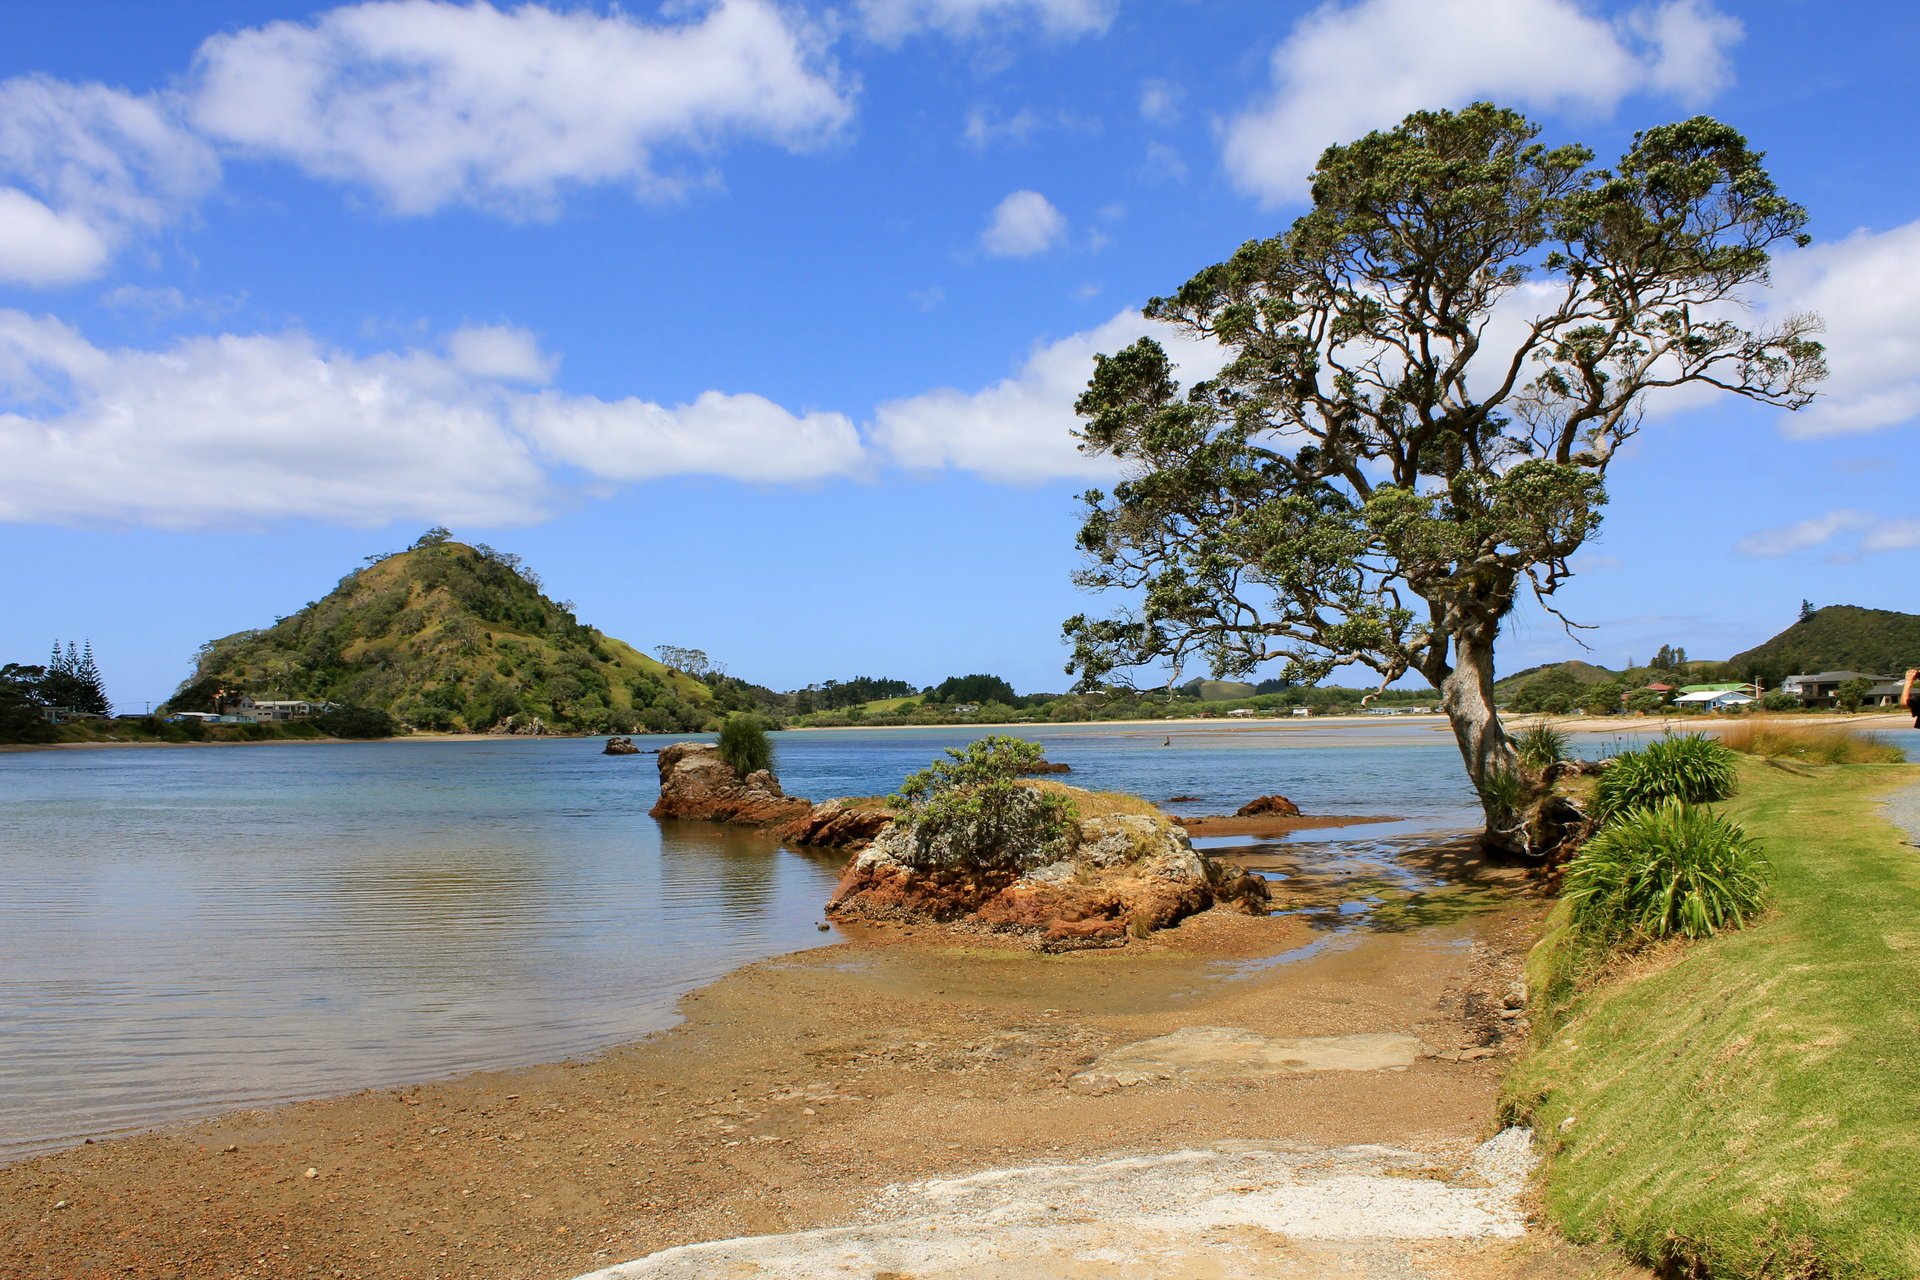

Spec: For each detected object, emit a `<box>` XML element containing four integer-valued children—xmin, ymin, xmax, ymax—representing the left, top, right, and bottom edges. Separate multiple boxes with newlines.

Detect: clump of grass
<box><xmin>1593</xmin><ymin>733</ymin><xmax>1738</xmax><ymax>822</ymax></box>
<box><xmin>1565</xmin><ymin>798</ymin><xmax>1771</xmax><ymax>942</ymax></box>
<box><xmin>717</xmin><ymin>712</ymin><xmax>773</xmax><ymax>776</ymax></box>
<box><xmin>1019</xmin><ymin>778</ymin><xmax>1161</xmax><ymax>819</ymax></box>
<box><xmin>1719</xmin><ymin>718</ymin><xmax>1907</xmax><ymax>765</ymax></box>
<box><xmin>1516</xmin><ymin>722</ymin><xmax>1569</xmax><ymax>771</ymax></box>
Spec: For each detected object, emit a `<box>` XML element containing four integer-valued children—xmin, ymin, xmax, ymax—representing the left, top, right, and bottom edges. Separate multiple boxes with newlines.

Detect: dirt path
<box><xmin>0</xmin><ymin>838</ymin><xmax>1639</xmax><ymax>1280</ymax></box>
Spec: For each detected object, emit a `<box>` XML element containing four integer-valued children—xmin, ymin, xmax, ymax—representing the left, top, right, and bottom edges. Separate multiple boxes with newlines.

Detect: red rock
<box><xmin>1235</xmin><ymin>794</ymin><xmax>1302</xmax><ymax>818</ymax></box>
<box><xmin>779</xmin><ymin>798</ymin><xmax>896</xmax><ymax>850</ymax></box>
<box><xmin>650</xmin><ymin>742</ymin><xmax>811</xmax><ymax>826</ymax></box>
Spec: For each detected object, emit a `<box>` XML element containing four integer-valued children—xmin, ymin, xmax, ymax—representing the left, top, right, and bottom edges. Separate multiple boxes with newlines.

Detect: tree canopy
<box><xmin>1064</xmin><ymin>103</ymin><xmax>1823</xmax><ymax>852</ymax></box>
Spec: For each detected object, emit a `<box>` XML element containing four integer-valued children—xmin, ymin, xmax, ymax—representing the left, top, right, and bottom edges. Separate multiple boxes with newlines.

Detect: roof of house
<box><xmin>1673</xmin><ymin>689</ymin><xmax>1755</xmax><ymax>704</ymax></box>
<box><xmin>1786</xmin><ymin>670</ymin><xmax>1893</xmax><ymax>684</ymax></box>
<box><xmin>1678</xmin><ymin>682</ymin><xmax>1756</xmax><ymax>694</ymax></box>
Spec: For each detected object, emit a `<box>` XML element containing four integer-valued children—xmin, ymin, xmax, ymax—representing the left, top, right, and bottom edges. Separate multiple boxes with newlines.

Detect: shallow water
<box><xmin>0</xmin><ymin>719</ymin><xmax>1718</xmax><ymax>1161</ymax></box>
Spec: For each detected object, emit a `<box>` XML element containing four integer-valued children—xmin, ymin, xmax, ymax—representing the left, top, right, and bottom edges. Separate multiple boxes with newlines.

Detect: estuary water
<box><xmin>0</xmin><ymin>721</ymin><xmax>1484</xmax><ymax>1161</ymax></box>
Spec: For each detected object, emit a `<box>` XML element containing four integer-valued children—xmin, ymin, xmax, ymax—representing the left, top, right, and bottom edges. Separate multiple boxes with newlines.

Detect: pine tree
<box><xmin>75</xmin><ymin>640</ymin><xmax>111</xmax><ymax>716</ymax></box>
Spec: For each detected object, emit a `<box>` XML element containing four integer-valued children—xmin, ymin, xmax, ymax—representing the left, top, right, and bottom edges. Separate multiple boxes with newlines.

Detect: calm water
<box><xmin>0</xmin><ymin>720</ymin><xmax>1494</xmax><ymax>1160</ymax></box>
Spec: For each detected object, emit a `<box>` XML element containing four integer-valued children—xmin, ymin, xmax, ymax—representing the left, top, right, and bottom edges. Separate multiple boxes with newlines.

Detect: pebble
<box><xmin>303</xmin><ymin>1168</ymin><xmax>318</xmax><ymax>1179</ymax></box>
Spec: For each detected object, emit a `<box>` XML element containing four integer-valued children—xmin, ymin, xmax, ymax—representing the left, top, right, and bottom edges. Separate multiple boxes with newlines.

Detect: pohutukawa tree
<box><xmin>1063</xmin><ymin>104</ymin><xmax>1825</xmax><ymax>855</ymax></box>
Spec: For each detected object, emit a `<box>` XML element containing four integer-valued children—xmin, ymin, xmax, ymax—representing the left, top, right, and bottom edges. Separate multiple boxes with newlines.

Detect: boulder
<box><xmin>650</xmin><ymin>742</ymin><xmax>812</xmax><ymax>826</ymax></box>
<box><xmin>827</xmin><ymin>788</ymin><xmax>1269</xmax><ymax>950</ymax></box>
<box><xmin>1236</xmin><ymin>794</ymin><xmax>1302</xmax><ymax>818</ymax></box>
<box><xmin>1015</xmin><ymin>760</ymin><xmax>1072</xmax><ymax>775</ymax></box>
<box><xmin>604</xmin><ymin>736</ymin><xmax>641</xmax><ymax>756</ymax></box>
<box><xmin>780</xmin><ymin>797</ymin><xmax>896</xmax><ymax>850</ymax></box>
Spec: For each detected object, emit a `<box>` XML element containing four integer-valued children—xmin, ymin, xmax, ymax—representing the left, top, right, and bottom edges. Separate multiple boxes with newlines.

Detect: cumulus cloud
<box><xmin>0</xmin><ymin>76</ymin><xmax>219</xmax><ymax>286</ymax></box>
<box><xmin>186</xmin><ymin>0</ymin><xmax>852</xmax><ymax>215</ymax></box>
<box><xmin>857</xmin><ymin>0</ymin><xmax>1115</xmax><ymax>43</ymax></box>
<box><xmin>1735</xmin><ymin>510</ymin><xmax>1920</xmax><ymax>558</ymax></box>
<box><xmin>872</xmin><ymin>308</ymin><xmax>1227</xmax><ymax>483</ymax></box>
<box><xmin>980</xmin><ymin>189</ymin><xmax>1066</xmax><ymax>257</ymax></box>
<box><xmin>446</xmin><ymin>324</ymin><xmax>556</xmax><ymax>385</ymax></box>
<box><xmin>1764</xmin><ymin>221</ymin><xmax>1920</xmax><ymax>438</ymax></box>
<box><xmin>0</xmin><ymin>312</ymin><xmax>868</xmax><ymax>528</ymax></box>
<box><xmin>1223</xmin><ymin>0</ymin><xmax>1741</xmax><ymax>206</ymax></box>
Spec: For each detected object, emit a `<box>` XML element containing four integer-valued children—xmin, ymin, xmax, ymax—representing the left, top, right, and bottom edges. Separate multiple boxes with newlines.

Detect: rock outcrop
<box><xmin>827</xmin><ymin>788</ymin><xmax>1268</xmax><ymax>950</ymax></box>
<box><xmin>1015</xmin><ymin>760</ymin><xmax>1072</xmax><ymax>775</ymax></box>
<box><xmin>779</xmin><ymin>797</ymin><xmax>896</xmax><ymax>850</ymax></box>
<box><xmin>650</xmin><ymin>742</ymin><xmax>812</xmax><ymax>826</ymax></box>
<box><xmin>1237</xmin><ymin>794</ymin><xmax>1302</xmax><ymax>818</ymax></box>
<box><xmin>603</xmin><ymin>736</ymin><xmax>641</xmax><ymax>755</ymax></box>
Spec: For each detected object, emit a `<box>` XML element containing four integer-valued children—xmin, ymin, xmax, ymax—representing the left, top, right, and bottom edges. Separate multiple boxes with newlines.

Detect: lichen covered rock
<box><xmin>650</xmin><ymin>741</ymin><xmax>812</xmax><ymax>826</ymax></box>
<box><xmin>827</xmin><ymin>787</ymin><xmax>1268</xmax><ymax>950</ymax></box>
<box><xmin>780</xmin><ymin>797</ymin><xmax>896</xmax><ymax>850</ymax></box>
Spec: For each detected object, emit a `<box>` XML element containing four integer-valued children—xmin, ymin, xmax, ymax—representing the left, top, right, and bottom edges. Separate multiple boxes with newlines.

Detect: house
<box><xmin>219</xmin><ymin>696</ymin><xmax>334</xmax><ymax>722</ymax></box>
<box><xmin>1290</xmin><ymin>706</ymin><xmax>1312</xmax><ymax>718</ymax></box>
<box><xmin>1672</xmin><ymin>689</ymin><xmax>1756</xmax><ymax>712</ymax></box>
<box><xmin>1780</xmin><ymin>671</ymin><xmax>1893</xmax><ymax>706</ymax></box>
<box><xmin>1865</xmin><ymin>680</ymin><xmax>1909</xmax><ymax>708</ymax></box>
<box><xmin>1678</xmin><ymin>682</ymin><xmax>1760</xmax><ymax>697</ymax></box>
<box><xmin>1227</xmin><ymin>707</ymin><xmax>1258</xmax><ymax>718</ymax></box>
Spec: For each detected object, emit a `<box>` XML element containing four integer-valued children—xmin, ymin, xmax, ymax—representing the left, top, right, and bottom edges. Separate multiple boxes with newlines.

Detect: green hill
<box><xmin>174</xmin><ymin>539</ymin><xmax>714</xmax><ymax>733</ymax></box>
<box><xmin>1178</xmin><ymin>677</ymin><xmax>1260</xmax><ymax>702</ymax></box>
<box><xmin>1726</xmin><ymin>606</ymin><xmax>1920</xmax><ymax>683</ymax></box>
<box><xmin>1492</xmin><ymin>659</ymin><xmax>1620</xmax><ymax>695</ymax></box>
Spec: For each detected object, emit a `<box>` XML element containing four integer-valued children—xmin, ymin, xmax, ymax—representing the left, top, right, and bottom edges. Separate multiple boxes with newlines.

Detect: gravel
<box><xmin>1880</xmin><ymin>780</ymin><xmax>1920</xmax><ymax>848</ymax></box>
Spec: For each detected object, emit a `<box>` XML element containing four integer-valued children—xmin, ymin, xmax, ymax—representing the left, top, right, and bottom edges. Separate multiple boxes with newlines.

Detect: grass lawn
<box><xmin>1506</xmin><ymin>759</ymin><xmax>1920</xmax><ymax>1279</ymax></box>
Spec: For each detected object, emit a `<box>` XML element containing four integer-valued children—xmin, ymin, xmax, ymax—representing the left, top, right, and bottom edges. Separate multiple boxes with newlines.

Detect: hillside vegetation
<box><xmin>1726</xmin><ymin>604</ymin><xmax>1920</xmax><ymax>682</ymax></box>
<box><xmin>177</xmin><ymin>540</ymin><xmax>717</xmax><ymax>734</ymax></box>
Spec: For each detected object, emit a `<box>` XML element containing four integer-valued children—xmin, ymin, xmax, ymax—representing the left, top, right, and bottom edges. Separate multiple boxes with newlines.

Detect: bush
<box><xmin>891</xmin><ymin>736</ymin><xmax>1078</xmax><ymax>871</ymax></box>
<box><xmin>1719</xmin><ymin>720</ymin><xmax>1907</xmax><ymax>765</ymax></box>
<box><xmin>1565</xmin><ymin>799</ymin><xmax>1771</xmax><ymax>941</ymax></box>
<box><xmin>314</xmin><ymin>705</ymin><xmax>397</xmax><ymax>739</ymax></box>
<box><xmin>1593</xmin><ymin>734</ymin><xmax>1738</xmax><ymax>822</ymax></box>
<box><xmin>1516</xmin><ymin>722</ymin><xmax>1569</xmax><ymax>771</ymax></box>
<box><xmin>717</xmin><ymin>713</ymin><xmax>773</xmax><ymax>776</ymax></box>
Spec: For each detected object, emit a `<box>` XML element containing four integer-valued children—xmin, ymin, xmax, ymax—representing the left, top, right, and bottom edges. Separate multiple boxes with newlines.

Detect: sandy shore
<box><xmin>0</xmin><ymin>834</ymin><xmax>1643</xmax><ymax>1280</ymax></box>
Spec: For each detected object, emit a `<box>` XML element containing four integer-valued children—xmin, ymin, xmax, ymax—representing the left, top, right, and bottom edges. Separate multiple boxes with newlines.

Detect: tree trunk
<box><xmin>1437</xmin><ymin>625</ymin><xmax>1526</xmax><ymax>856</ymax></box>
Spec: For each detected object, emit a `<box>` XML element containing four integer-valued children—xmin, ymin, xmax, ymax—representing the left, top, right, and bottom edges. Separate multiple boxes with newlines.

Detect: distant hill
<box><xmin>1492</xmin><ymin>659</ymin><xmax>1620</xmax><ymax>695</ymax></box>
<box><xmin>1726</xmin><ymin>606</ymin><xmax>1920</xmax><ymax>682</ymax></box>
<box><xmin>1179</xmin><ymin>677</ymin><xmax>1260</xmax><ymax>702</ymax></box>
<box><xmin>174</xmin><ymin>539</ymin><xmax>714</xmax><ymax>733</ymax></box>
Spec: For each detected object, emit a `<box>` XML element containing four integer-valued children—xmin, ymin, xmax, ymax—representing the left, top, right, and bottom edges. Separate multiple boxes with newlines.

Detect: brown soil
<box><xmin>1174</xmin><ymin>812</ymin><xmax>1401</xmax><ymax>837</ymax></box>
<box><xmin>0</xmin><ymin>841</ymin><xmax>1639</xmax><ymax>1280</ymax></box>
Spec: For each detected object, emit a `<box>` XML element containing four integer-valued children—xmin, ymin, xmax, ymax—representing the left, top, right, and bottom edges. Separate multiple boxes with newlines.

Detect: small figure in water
<box><xmin>1163</xmin><ymin>735</ymin><xmax>1171</xmax><ymax>747</ymax></box>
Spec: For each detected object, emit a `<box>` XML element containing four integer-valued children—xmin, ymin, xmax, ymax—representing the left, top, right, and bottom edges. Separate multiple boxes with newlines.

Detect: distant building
<box><xmin>1227</xmin><ymin>707</ymin><xmax>1258</xmax><ymax>718</ymax></box>
<box><xmin>1290</xmin><ymin>706</ymin><xmax>1312</xmax><ymax>718</ymax></box>
<box><xmin>219</xmin><ymin>696</ymin><xmax>335</xmax><ymax>722</ymax></box>
<box><xmin>1672</xmin><ymin>689</ymin><xmax>1756</xmax><ymax>712</ymax></box>
<box><xmin>1677</xmin><ymin>682</ymin><xmax>1760</xmax><ymax>697</ymax></box>
<box><xmin>1780</xmin><ymin>671</ymin><xmax>1893</xmax><ymax>706</ymax></box>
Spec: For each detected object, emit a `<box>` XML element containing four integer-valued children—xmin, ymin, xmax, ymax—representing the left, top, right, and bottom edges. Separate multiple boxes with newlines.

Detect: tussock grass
<box><xmin>1564</xmin><ymin>799</ymin><xmax>1770</xmax><ymax>941</ymax></box>
<box><xmin>1719</xmin><ymin>717</ymin><xmax>1907</xmax><ymax>765</ymax></box>
<box><xmin>1507</xmin><ymin>760</ymin><xmax>1920</xmax><ymax>1278</ymax></box>
<box><xmin>1592</xmin><ymin>733</ymin><xmax>1738</xmax><ymax>822</ymax></box>
<box><xmin>1017</xmin><ymin>778</ymin><xmax>1163</xmax><ymax>819</ymax></box>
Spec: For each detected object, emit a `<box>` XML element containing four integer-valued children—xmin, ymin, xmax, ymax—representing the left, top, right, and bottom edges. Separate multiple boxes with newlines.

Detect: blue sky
<box><xmin>3</xmin><ymin>0</ymin><xmax>1918</xmax><ymax>711</ymax></box>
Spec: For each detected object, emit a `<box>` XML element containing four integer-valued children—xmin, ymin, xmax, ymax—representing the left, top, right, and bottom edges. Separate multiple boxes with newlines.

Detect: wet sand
<box><xmin>0</xmin><ymin>834</ymin><xmax>1640</xmax><ymax>1280</ymax></box>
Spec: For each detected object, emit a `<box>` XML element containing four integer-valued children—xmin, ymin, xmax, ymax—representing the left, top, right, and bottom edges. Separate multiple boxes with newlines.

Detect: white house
<box><xmin>1672</xmin><ymin>689</ymin><xmax>1756</xmax><ymax>712</ymax></box>
<box><xmin>1227</xmin><ymin>707</ymin><xmax>1258</xmax><ymax>718</ymax></box>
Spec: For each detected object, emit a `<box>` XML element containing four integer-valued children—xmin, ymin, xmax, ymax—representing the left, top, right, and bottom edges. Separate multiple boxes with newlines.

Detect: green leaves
<box><xmin>1566</xmin><ymin>799</ymin><xmax>1771</xmax><ymax>942</ymax></box>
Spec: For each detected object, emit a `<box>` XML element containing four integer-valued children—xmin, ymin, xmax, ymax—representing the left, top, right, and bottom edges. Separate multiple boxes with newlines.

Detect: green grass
<box><xmin>1506</xmin><ymin>759</ymin><xmax>1920</xmax><ymax>1278</ymax></box>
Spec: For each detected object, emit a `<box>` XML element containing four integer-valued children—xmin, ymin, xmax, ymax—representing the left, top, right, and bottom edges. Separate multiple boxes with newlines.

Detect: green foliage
<box><xmin>1720</xmin><ymin>721</ymin><xmax>1906</xmax><ymax>765</ymax></box>
<box><xmin>313</xmin><ymin>705</ymin><xmax>397</xmax><ymax>738</ymax></box>
<box><xmin>1836</xmin><ymin>676</ymin><xmax>1872</xmax><ymax>713</ymax></box>
<box><xmin>1516</xmin><ymin>722</ymin><xmax>1569</xmax><ymax>770</ymax></box>
<box><xmin>1565</xmin><ymin>800</ymin><xmax>1771</xmax><ymax>942</ymax></box>
<box><xmin>891</xmin><ymin>737</ymin><xmax>1078</xmax><ymax>871</ymax></box>
<box><xmin>0</xmin><ymin>662</ymin><xmax>54</xmax><ymax>743</ymax></box>
<box><xmin>717</xmin><ymin>713</ymin><xmax>773</xmax><ymax>776</ymax></box>
<box><xmin>1593</xmin><ymin>734</ymin><xmax>1739</xmax><ymax>822</ymax></box>
<box><xmin>926</xmin><ymin>673</ymin><xmax>1019</xmax><ymax>706</ymax></box>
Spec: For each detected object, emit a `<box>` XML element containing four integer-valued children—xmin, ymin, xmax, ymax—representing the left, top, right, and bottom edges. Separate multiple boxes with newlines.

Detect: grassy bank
<box><xmin>1506</xmin><ymin>759</ymin><xmax>1920</xmax><ymax>1277</ymax></box>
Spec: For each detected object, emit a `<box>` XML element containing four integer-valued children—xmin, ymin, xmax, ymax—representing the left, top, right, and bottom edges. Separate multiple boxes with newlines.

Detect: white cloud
<box><xmin>1734</xmin><ymin>509</ymin><xmax>1920</xmax><ymax>558</ymax></box>
<box><xmin>187</xmin><ymin>0</ymin><xmax>852</xmax><ymax>216</ymax></box>
<box><xmin>1765</xmin><ymin>221</ymin><xmax>1920</xmax><ymax>438</ymax></box>
<box><xmin>519</xmin><ymin>390</ymin><xmax>863</xmax><ymax>484</ymax></box>
<box><xmin>981</xmin><ymin>189</ymin><xmax>1066</xmax><ymax>257</ymax></box>
<box><xmin>857</xmin><ymin>0</ymin><xmax>1115</xmax><ymax>43</ymax></box>
<box><xmin>1222</xmin><ymin>0</ymin><xmax>1741</xmax><ymax>206</ymax></box>
<box><xmin>0</xmin><ymin>76</ymin><xmax>219</xmax><ymax>285</ymax></box>
<box><xmin>1137</xmin><ymin>78</ymin><xmax>1182</xmax><ymax>126</ymax></box>
<box><xmin>0</xmin><ymin>312</ymin><xmax>868</xmax><ymax>529</ymax></box>
<box><xmin>872</xmin><ymin>308</ymin><xmax>1228</xmax><ymax>483</ymax></box>
<box><xmin>446</xmin><ymin>323</ymin><xmax>556</xmax><ymax>385</ymax></box>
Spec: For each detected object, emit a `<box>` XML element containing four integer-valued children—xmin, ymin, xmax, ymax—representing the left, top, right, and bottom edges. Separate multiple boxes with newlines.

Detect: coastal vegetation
<box><xmin>716</xmin><ymin>713</ymin><xmax>773</xmax><ymax>777</ymax></box>
<box><xmin>1590</xmin><ymin>734</ymin><xmax>1739</xmax><ymax>821</ymax></box>
<box><xmin>1720</xmin><ymin>718</ymin><xmax>1908</xmax><ymax>765</ymax></box>
<box><xmin>1509</xmin><ymin>760</ymin><xmax>1920</xmax><ymax>1278</ymax></box>
<box><xmin>1061</xmin><ymin>103</ymin><xmax>1824</xmax><ymax>854</ymax></box>
<box><xmin>1565</xmin><ymin>800</ymin><xmax>1771</xmax><ymax>941</ymax></box>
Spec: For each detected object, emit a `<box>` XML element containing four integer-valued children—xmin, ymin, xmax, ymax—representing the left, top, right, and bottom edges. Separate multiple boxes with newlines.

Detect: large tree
<box><xmin>1064</xmin><ymin>104</ymin><xmax>1823</xmax><ymax>854</ymax></box>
